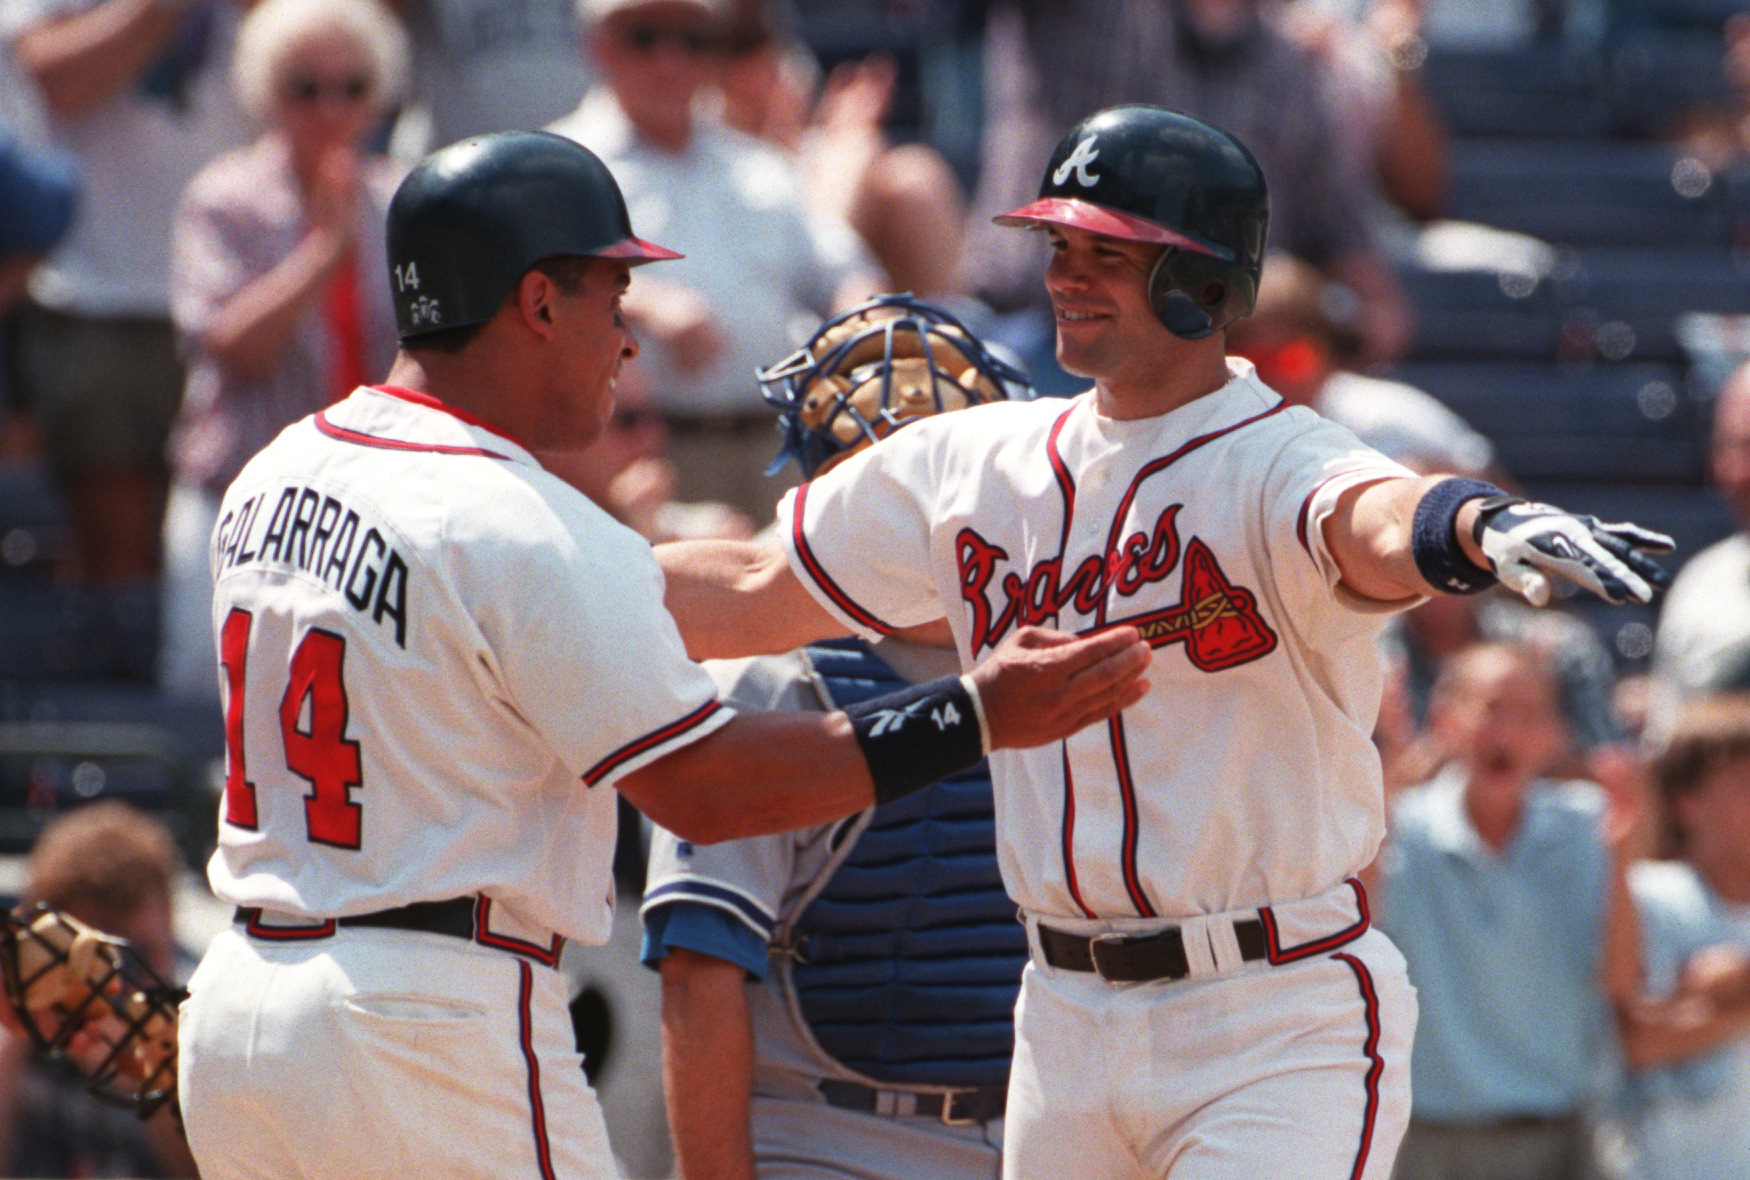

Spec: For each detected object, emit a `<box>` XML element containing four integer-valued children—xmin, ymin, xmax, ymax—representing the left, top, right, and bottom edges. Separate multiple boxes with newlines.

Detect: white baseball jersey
<box><xmin>205</xmin><ymin>383</ymin><xmax>733</xmax><ymax>945</ymax></box>
<box><xmin>779</xmin><ymin>359</ymin><xmax>1418</xmax><ymax>922</ymax></box>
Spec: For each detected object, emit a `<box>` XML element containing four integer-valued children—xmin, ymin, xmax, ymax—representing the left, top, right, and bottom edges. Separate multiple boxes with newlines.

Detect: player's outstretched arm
<box><xmin>617</xmin><ymin>625</ymin><xmax>1150</xmax><ymax>843</ymax></box>
<box><xmin>1324</xmin><ymin>475</ymin><xmax>1672</xmax><ymax>607</ymax></box>
<box><xmin>659</xmin><ymin>948</ymin><xmax>756</xmax><ymax>1180</ymax></box>
<box><xmin>656</xmin><ymin>538</ymin><xmax>847</xmax><ymax>660</ymax></box>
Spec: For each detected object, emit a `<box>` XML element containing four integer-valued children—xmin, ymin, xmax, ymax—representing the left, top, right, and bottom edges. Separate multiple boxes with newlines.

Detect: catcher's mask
<box><xmin>2</xmin><ymin>903</ymin><xmax>184</xmax><ymax>1118</ymax></box>
<box><xmin>760</xmin><ymin>294</ymin><xmax>1031</xmax><ymax>479</ymax></box>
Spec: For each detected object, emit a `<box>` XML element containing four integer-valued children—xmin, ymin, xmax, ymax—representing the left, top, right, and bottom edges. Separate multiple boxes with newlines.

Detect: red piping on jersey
<box><xmin>515</xmin><ymin>961</ymin><xmax>559</xmax><ymax>1180</ymax></box>
<box><xmin>1045</xmin><ymin>405</ymin><xmax>1079</xmax><ymax>562</ymax></box>
<box><xmin>314</xmin><ymin>411</ymin><xmax>515</xmax><ymax>459</ymax></box>
<box><xmin>1296</xmin><ymin>469</ymin><xmax>1365</xmax><ymax>563</ymax></box>
<box><xmin>1045</xmin><ymin>406</ymin><xmax>1094</xmax><ymax>912</ymax></box>
<box><xmin>789</xmin><ymin>483</ymin><xmax>898</xmax><ymax>636</ymax></box>
<box><xmin>238</xmin><ymin>910</ymin><xmax>337</xmax><ymax>940</ymax></box>
<box><xmin>1076</xmin><ymin>398</ymin><xmax>1290</xmax><ymax>917</ymax></box>
<box><xmin>369</xmin><ymin>384</ymin><xmax>530</xmax><ymax>449</ymax></box>
<box><xmin>474</xmin><ymin>896</ymin><xmax>565</xmax><ymax>967</ymax></box>
<box><xmin>1334</xmin><ymin>950</ymin><xmax>1385</xmax><ymax>1180</ymax></box>
<box><xmin>1059</xmin><ymin>744</ymin><xmax>1094</xmax><ymax>918</ymax></box>
<box><xmin>582</xmin><ymin>699</ymin><xmax>725</xmax><ymax>787</ymax></box>
<box><xmin>1106</xmin><ymin>713</ymin><xmax>1155</xmax><ymax>917</ymax></box>
<box><xmin>1258</xmin><ymin>878</ymin><xmax>1372</xmax><ymax>964</ymax></box>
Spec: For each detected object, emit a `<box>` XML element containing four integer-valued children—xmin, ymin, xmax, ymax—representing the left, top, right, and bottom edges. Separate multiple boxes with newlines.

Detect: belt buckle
<box><xmin>940</xmin><ymin>1090</ymin><xmax>978</xmax><ymax>1127</ymax></box>
<box><xmin>1086</xmin><ymin>931</ymin><xmax>1134</xmax><ymax>984</ymax></box>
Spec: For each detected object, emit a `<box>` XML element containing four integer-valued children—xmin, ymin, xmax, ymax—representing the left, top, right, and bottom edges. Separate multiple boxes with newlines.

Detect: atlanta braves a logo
<box><xmin>1052</xmin><ymin>134</ymin><xmax>1101</xmax><ymax>188</ymax></box>
<box><xmin>956</xmin><ymin>504</ymin><xmax>1277</xmax><ymax>671</ymax></box>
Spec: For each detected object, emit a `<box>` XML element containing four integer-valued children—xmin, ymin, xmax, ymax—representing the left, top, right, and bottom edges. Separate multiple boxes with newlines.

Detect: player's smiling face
<box><xmin>550</xmin><ymin>259</ymin><xmax>639</xmax><ymax>448</ymax></box>
<box><xmin>1043</xmin><ymin>225</ymin><xmax>1172</xmax><ymax>382</ymax></box>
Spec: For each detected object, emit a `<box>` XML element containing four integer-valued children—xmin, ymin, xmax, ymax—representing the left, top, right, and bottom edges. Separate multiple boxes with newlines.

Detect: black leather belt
<box><xmin>235</xmin><ymin>896</ymin><xmax>477</xmax><ymax>941</ymax></box>
<box><xmin>818</xmin><ymin>1079</ymin><xmax>1006</xmax><ymax>1125</ymax></box>
<box><xmin>1037</xmin><ymin>917</ymin><xmax>1269</xmax><ymax>982</ymax></box>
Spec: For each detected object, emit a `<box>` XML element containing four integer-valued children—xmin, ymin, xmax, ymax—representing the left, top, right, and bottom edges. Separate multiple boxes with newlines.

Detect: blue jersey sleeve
<box><xmin>640</xmin><ymin>898</ymin><xmax>772</xmax><ymax>980</ymax></box>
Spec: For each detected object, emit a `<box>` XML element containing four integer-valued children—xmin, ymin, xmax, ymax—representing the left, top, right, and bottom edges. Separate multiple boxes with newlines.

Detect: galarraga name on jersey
<box><xmin>214</xmin><ymin>485</ymin><xmax>411</xmax><ymax>648</ymax></box>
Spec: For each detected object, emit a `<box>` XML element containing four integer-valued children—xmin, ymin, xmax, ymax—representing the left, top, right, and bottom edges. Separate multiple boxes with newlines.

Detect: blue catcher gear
<box><xmin>760</xmin><ymin>294</ymin><xmax>1030</xmax><ymax>478</ymax></box>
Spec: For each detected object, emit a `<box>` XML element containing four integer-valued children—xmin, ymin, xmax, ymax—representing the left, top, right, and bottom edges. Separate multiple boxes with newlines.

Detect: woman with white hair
<box><xmin>161</xmin><ymin>0</ymin><xmax>410</xmax><ymax>704</ymax></box>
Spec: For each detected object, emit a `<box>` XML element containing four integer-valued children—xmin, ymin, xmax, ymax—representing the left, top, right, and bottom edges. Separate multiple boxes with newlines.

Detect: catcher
<box><xmin>643</xmin><ymin>295</ymin><xmax>1029</xmax><ymax>1180</ymax></box>
<box><xmin>0</xmin><ymin>801</ymin><xmax>190</xmax><ymax>1176</ymax></box>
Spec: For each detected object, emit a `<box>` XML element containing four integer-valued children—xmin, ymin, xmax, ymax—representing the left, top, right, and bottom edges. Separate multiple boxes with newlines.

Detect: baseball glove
<box><xmin>760</xmin><ymin>294</ymin><xmax>1030</xmax><ymax>478</ymax></box>
<box><xmin>1</xmin><ymin>902</ymin><xmax>183</xmax><ymax>1117</ymax></box>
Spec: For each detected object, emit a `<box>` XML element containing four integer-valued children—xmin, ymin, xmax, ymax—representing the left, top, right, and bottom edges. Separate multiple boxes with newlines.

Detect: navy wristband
<box><xmin>1411</xmin><ymin>477</ymin><xmax>1502</xmax><ymax>595</ymax></box>
<box><xmin>844</xmin><ymin>675</ymin><xmax>986</xmax><ymax>806</ymax></box>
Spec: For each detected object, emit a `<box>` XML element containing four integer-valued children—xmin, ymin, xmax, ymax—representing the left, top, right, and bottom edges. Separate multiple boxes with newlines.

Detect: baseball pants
<box><xmin>747</xmin><ymin>1095</ymin><xmax>1002</xmax><ymax>1180</ymax></box>
<box><xmin>1004</xmin><ymin>898</ymin><xmax>1416</xmax><ymax>1180</ymax></box>
<box><xmin>180</xmin><ymin>926</ymin><xmax>616</xmax><ymax>1180</ymax></box>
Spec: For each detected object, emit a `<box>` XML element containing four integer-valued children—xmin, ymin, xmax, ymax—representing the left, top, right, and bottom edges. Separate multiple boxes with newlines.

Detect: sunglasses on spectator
<box><xmin>620</xmin><ymin>24</ymin><xmax>718</xmax><ymax>54</ymax></box>
<box><xmin>283</xmin><ymin>74</ymin><xmax>372</xmax><ymax>104</ymax></box>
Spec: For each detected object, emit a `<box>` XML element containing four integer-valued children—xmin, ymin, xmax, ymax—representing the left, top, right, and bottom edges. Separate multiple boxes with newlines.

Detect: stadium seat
<box><xmin>1547</xmin><ymin>247</ymin><xmax>1750</xmax><ymax>363</ymax></box>
<box><xmin>1396</xmin><ymin>262</ymin><xmax>1567</xmax><ymax>362</ymax></box>
<box><xmin>1422</xmin><ymin>45</ymin><xmax>1611</xmax><ymax>139</ymax></box>
<box><xmin>1388</xmin><ymin>360</ymin><xmax>1708</xmax><ymax>483</ymax></box>
<box><xmin>1445</xmin><ymin>139</ymin><xmax>1732</xmax><ymax>250</ymax></box>
<box><xmin>1607</xmin><ymin>30</ymin><xmax>1732</xmax><ymax>138</ymax></box>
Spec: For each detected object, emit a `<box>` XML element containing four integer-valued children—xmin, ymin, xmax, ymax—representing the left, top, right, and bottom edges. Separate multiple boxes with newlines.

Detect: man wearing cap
<box><xmin>173</xmin><ymin>130</ymin><xmax>1153</xmax><ymax>1180</ymax></box>
<box><xmin>549</xmin><ymin>0</ymin><xmax>881</xmax><ymax>525</ymax></box>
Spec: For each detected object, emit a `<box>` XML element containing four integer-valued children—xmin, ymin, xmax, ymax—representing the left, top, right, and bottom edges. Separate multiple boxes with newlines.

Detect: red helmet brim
<box><xmin>993</xmin><ymin>197</ymin><xmax>1219</xmax><ymax>257</ymax></box>
<box><xmin>597</xmin><ymin>236</ymin><xmax>684</xmax><ymax>264</ymax></box>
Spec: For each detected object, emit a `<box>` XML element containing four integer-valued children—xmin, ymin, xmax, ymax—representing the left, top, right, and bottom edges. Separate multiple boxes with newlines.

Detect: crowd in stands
<box><xmin>4</xmin><ymin>0</ymin><xmax>1750</xmax><ymax>1177</ymax></box>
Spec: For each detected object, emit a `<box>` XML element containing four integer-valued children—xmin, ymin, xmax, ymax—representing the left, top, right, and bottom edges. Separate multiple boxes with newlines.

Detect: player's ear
<box><xmin>515</xmin><ymin>270</ymin><xmax>558</xmax><ymax>341</ymax></box>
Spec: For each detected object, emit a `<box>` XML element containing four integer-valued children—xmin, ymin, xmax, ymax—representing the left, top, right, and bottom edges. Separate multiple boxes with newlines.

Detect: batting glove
<box><xmin>1474</xmin><ymin>496</ymin><xmax>1673</xmax><ymax>607</ymax></box>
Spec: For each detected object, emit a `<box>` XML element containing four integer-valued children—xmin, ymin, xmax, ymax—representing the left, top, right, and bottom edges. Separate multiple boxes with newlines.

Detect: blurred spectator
<box><xmin>714</xmin><ymin>0</ymin><xmax>969</xmax><ymax>298</ymax></box>
<box><xmin>1648</xmin><ymin>358</ymin><xmax>1750</xmax><ymax>744</ymax></box>
<box><xmin>0</xmin><ymin>800</ymin><xmax>197</xmax><ymax>1178</ymax></box>
<box><xmin>159</xmin><ymin>0</ymin><xmax>408</xmax><ymax>707</ymax></box>
<box><xmin>8</xmin><ymin>0</ymin><xmax>251</xmax><ymax>613</ymax></box>
<box><xmin>0</xmin><ymin>138</ymin><xmax>76</xmax><ymax>322</ymax></box>
<box><xmin>1616</xmin><ymin>693</ymin><xmax>1750</xmax><ymax>1180</ymax></box>
<box><xmin>0</xmin><ymin>133</ymin><xmax>79</xmax><ymax>459</ymax></box>
<box><xmin>1227</xmin><ymin>251</ymin><xmax>1495</xmax><ymax>477</ymax></box>
<box><xmin>1665</xmin><ymin>15</ymin><xmax>1750</xmax><ymax>181</ymax></box>
<box><xmin>384</xmin><ymin>0</ymin><xmax>592</xmax><ymax>158</ymax></box>
<box><xmin>548</xmin><ymin>0</ymin><xmax>881</xmax><ymax>525</ymax></box>
<box><xmin>1282</xmin><ymin>0</ymin><xmax>1450</xmax><ymax>228</ymax></box>
<box><xmin>1384</xmin><ymin>588</ymin><xmax>1627</xmax><ymax>791</ymax></box>
<box><xmin>536</xmin><ymin>369</ymin><xmax>755</xmax><ymax>543</ymax></box>
<box><xmin>1376</xmin><ymin>641</ymin><xmax>1641</xmax><ymax>1180</ymax></box>
<box><xmin>962</xmin><ymin>0</ymin><xmax>1414</xmax><ymax>373</ymax></box>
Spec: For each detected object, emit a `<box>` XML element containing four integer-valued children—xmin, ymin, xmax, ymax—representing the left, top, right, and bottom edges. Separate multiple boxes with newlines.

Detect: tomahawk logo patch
<box><xmin>409</xmin><ymin>296</ymin><xmax>442</xmax><ymax>327</ymax></box>
<box><xmin>1052</xmin><ymin>134</ymin><xmax>1101</xmax><ymax>188</ymax></box>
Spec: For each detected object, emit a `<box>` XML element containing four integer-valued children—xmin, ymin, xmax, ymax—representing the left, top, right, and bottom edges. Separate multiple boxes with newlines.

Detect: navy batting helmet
<box><xmin>760</xmin><ymin>294</ymin><xmax>1030</xmax><ymax>478</ymax></box>
<box><xmin>386</xmin><ymin>131</ymin><xmax>680</xmax><ymax>340</ymax></box>
<box><xmin>996</xmin><ymin>105</ymin><xmax>1269</xmax><ymax>340</ymax></box>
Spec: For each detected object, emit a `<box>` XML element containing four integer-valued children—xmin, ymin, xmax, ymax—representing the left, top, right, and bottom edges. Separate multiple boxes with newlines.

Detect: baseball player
<box><xmin>173</xmin><ymin>131</ymin><xmax>1152</xmax><ymax>1180</ymax></box>
<box><xmin>643</xmin><ymin>296</ymin><xmax>1029</xmax><ymax>1180</ymax></box>
<box><xmin>653</xmin><ymin>105</ymin><xmax>1675</xmax><ymax>1179</ymax></box>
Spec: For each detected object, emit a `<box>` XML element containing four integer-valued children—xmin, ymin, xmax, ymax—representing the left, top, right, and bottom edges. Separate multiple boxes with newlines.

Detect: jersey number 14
<box><xmin>220</xmin><ymin>608</ymin><xmax>364</xmax><ymax>849</ymax></box>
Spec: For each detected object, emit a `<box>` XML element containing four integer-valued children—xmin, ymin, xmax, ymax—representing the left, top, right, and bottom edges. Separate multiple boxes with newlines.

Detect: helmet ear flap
<box><xmin>1149</xmin><ymin>250</ymin><xmax>1217</xmax><ymax>340</ymax></box>
<box><xmin>1148</xmin><ymin>248</ymin><xmax>1258</xmax><ymax>340</ymax></box>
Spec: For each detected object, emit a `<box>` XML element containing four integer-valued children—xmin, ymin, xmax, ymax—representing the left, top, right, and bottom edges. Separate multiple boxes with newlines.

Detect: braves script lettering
<box><xmin>956</xmin><ymin>505</ymin><xmax>1277</xmax><ymax>671</ymax></box>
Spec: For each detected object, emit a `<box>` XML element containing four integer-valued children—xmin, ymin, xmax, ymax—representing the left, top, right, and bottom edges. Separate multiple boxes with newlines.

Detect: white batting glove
<box><xmin>1474</xmin><ymin>497</ymin><xmax>1673</xmax><ymax>607</ymax></box>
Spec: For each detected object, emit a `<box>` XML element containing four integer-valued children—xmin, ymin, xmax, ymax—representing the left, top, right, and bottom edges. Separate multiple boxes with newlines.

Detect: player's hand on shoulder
<box><xmin>971</xmin><ymin>625</ymin><xmax>1151</xmax><ymax>750</ymax></box>
<box><xmin>1474</xmin><ymin>497</ymin><xmax>1673</xmax><ymax>607</ymax></box>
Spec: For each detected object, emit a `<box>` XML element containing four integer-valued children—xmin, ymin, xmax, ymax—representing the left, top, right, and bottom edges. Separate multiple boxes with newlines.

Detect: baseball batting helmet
<box><xmin>386</xmin><ymin>130</ymin><xmax>681</xmax><ymax>340</ymax></box>
<box><xmin>995</xmin><ymin>105</ymin><xmax>1269</xmax><ymax>340</ymax></box>
<box><xmin>760</xmin><ymin>294</ymin><xmax>1030</xmax><ymax>478</ymax></box>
